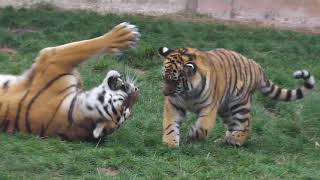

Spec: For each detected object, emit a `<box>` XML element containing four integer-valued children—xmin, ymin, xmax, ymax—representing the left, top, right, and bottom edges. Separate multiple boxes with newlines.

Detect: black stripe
<box><xmin>230</xmin><ymin>53</ymin><xmax>239</xmax><ymax>95</ymax></box>
<box><xmin>116</xmin><ymin>116</ymin><xmax>121</xmax><ymax>122</ymax></box>
<box><xmin>110</xmin><ymin>101</ymin><xmax>118</xmax><ymax>116</ymax></box>
<box><xmin>272</xmin><ymin>87</ymin><xmax>282</xmax><ymax>100</ymax></box>
<box><xmin>236</xmin><ymin>56</ymin><xmax>248</xmax><ymax>95</ymax></box>
<box><xmin>14</xmin><ymin>90</ymin><xmax>30</xmax><ymax>132</ymax></box>
<box><xmin>98</xmin><ymin>93</ymin><xmax>104</xmax><ymax>104</ymax></box>
<box><xmin>207</xmin><ymin>63</ymin><xmax>219</xmax><ymax>111</ymax></box>
<box><xmin>67</xmin><ymin>95</ymin><xmax>77</xmax><ymax>127</ymax></box>
<box><xmin>165</xmin><ymin>123</ymin><xmax>173</xmax><ymax>130</ymax></box>
<box><xmin>232</xmin><ymin>108</ymin><xmax>251</xmax><ymax>116</ymax></box>
<box><xmin>219</xmin><ymin>50</ymin><xmax>234</xmax><ymax>95</ymax></box>
<box><xmin>230</xmin><ymin>98</ymin><xmax>249</xmax><ymax>111</ymax></box>
<box><xmin>195</xmin><ymin>129</ymin><xmax>199</xmax><ymax>138</ymax></box>
<box><xmin>25</xmin><ymin>73</ymin><xmax>73</xmax><ymax>133</ymax></box>
<box><xmin>95</xmin><ymin>105</ymin><xmax>104</xmax><ymax>118</ymax></box>
<box><xmin>44</xmin><ymin>91</ymin><xmax>75</xmax><ymax>132</ymax></box>
<box><xmin>193</xmin><ymin>91</ymin><xmax>211</xmax><ymax>106</ymax></box>
<box><xmin>57</xmin><ymin>84</ymin><xmax>77</xmax><ymax>95</ymax></box>
<box><xmin>193</xmin><ymin>75</ymin><xmax>211</xmax><ymax>106</ymax></box>
<box><xmin>1</xmin><ymin>107</ymin><xmax>9</xmax><ymax>132</ymax></box>
<box><xmin>246</xmin><ymin>60</ymin><xmax>254</xmax><ymax>93</ymax></box>
<box><xmin>193</xmin><ymin>75</ymin><xmax>207</xmax><ymax>99</ymax></box>
<box><xmin>166</xmin><ymin>129</ymin><xmax>175</xmax><ymax>135</ymax></box>
<box><xmin>168</xmin><ymin>99</ymin><xmax>186</xmax><ymax>116</ymax></box>
<box><xmin>296</xmin><ymin>88</ymin><xmax>303</xmax><ymax>99</ymax></box>
<box><xmin>234</xmin><ymin>117</ymin><xmax>249</xmax><ymax>123</ymax></box>
<box><xmin>304</xmin><ymin>82</ymin><xmax>314</xmax><ymax>89</ymax></box>
<box><xmin>285</xmin><ymin>90</ymin><xmax>292</xmax><ymax>101</ymax></box>
<box><xmin>199</xmin><ymin>127</ymin><xmax>207</xmax><ymax>136</ymax></box>
<box><xmin>86</xmin><ymin>104</ymin><xmax>93</xmax><ymax>111</ymax></box>
<box><xmin>264</xmin><ymin>84</ymin><xmax>275</xmax><ymax>95</ymax></box>
<box><xmin>103</xmin><ymin>105</ymin><xmax>113</xmax><ymax>120</ymax></box>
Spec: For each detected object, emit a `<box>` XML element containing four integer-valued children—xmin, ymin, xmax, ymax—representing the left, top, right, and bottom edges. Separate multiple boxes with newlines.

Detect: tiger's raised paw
<box><xmin>105</xmin><ymin>22</ymin><xmax>140</xmax><ymax>54</ymax></box>
<box><xmin>224</xmin><ymin>130</ymin><xmax>249</xmax><ymax>146</ymax></box>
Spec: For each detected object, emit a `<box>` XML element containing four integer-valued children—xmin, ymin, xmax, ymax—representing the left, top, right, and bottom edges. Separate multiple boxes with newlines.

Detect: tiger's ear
<box><xmin>158</xmin><ymin>47</ymin><xmax>172</xmax><ymax>57</ymax></box>
<box><xmin>184</xmin><ymin>63</ymin><xmax>197</xmax><ymax>76</ymax></box>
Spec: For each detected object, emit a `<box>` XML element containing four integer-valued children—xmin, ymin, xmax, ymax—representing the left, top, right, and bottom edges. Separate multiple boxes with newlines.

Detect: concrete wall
<box><xmin>197</xmin><ymin>0</ymin><xmax>320</xmax><ymax>29</ymax></box>
<box><xmin>1</xmin><ymin>0</ymin><xmax>319</xmax><ymax>30</ymax></box>
<box><xmin>0</xmin><ymin>0</ymin><xmax>189</xmax><ymax>15</ymax></box>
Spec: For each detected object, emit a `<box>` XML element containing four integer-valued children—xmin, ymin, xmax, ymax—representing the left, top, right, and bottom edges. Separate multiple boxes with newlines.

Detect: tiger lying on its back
<box><xmin>159</xmin><ymin>47</ymin><xmax>315</xmax><ymax>147</ymax></box>
<box><xmin>0</xmin><ymin>22</ymin><xmax>139</xmax><ymax>141</ymax></box>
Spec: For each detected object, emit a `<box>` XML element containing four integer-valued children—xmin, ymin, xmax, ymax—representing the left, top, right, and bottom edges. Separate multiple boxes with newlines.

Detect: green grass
<box><xmin>0</xmin><ymin>6</ymin><xmax>320</xmax><ymax>179</ymax></box>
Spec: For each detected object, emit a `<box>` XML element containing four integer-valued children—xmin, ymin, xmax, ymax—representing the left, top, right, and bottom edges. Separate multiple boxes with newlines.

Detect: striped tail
<box><xmin>260</xmin><ymin>70</ymin><xmax>315</xmax><ymax>101</ymax></box>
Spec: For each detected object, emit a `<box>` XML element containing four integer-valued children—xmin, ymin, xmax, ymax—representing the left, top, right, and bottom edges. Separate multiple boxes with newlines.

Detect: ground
<box><xmin>0</xmin><ymin>6</ymin><xmax>319</xmax><ymax>179</ymax></box>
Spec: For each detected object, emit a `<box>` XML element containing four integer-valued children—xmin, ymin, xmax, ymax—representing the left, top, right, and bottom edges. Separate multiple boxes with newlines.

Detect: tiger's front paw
<box><xmin>187</xmin><ymin>126</ymin><xmax>208</xmax><ymax>144</ymax></box>
<box><xmin>106</xmin><ymin>22</ymin><xmax>140</xmax><ymax>54</ymax></box>
<box><xmin>162</xmin><ymin>135</ymin><xmax>179</xmax><ymax>147</ymax></box>
<box><xmin>224</xmin><ymin>130</ymin><xmax>249</xmax><ymax>146</ymax></box>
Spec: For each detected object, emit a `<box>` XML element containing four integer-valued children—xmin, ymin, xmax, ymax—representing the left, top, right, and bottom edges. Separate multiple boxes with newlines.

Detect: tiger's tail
<box><xmin>259</xmin><ymin>70</ymin><xmax>315</xmax><ymax>101</ymax></box>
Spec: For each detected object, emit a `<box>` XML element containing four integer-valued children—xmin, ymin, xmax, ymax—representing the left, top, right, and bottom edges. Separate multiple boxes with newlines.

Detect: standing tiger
<box><xmin>159</xmin><ymin>47</ymin><xmax>315</xmax><ymax>147</ymax></box>
<box><xmin>0</xmin><ymin>22</ymin><xmax>139</xmax><ymax>141</ymax></box>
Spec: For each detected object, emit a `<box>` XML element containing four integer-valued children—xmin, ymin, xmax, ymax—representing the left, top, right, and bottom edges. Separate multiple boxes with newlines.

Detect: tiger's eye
<box><xmin>116</xmin><ymin>78</ymin><xmax>124</xmax><ymax>89</ymax></box>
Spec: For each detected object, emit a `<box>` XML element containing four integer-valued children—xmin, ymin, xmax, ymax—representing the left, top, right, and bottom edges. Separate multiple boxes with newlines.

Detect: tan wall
<box><xmin>0</xmin><ymin>0</ymin><xmax>188</xmax><ymax>15</ymax></box>
<box><xmin>1</xmin><ymin>0</ymin><xmax>319</xmax><ymax>29</ymax></box>
<box><xmin>197</xmin><ymin>0</ymin><xmax>320</xmax><ymax>28</ymax></box>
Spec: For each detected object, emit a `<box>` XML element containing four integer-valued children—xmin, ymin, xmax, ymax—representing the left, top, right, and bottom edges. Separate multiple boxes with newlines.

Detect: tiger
<box><xmin>159</xmin><ymin>47</ymin><xmax>315</xmax><ymax>147</ymax></box>
<box><xmin>0</xmin><ymin>22</ymin><xmax>139</xmax><ymax>142</ymax></box>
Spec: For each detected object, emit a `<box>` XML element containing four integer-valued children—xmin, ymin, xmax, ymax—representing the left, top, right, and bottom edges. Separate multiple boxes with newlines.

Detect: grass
<box><xmin>0</xmin><ymin>6</ymin><xmax>319</xmax><ymax>179</ymax></box>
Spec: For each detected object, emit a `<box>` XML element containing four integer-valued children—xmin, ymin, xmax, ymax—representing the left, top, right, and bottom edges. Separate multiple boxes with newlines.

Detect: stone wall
<box><xmin>197</xmin><ymin>0</ymin><xmax>320</xmax><ymax>29</ymax></box>
<box><xmin>1</xmin><ymin>0</ymin><xmax>319</xmax><ymax>30</ymax></box>
<box><xmin>0</xmin><ymin>0</ymin><xmax>189</xmax><ymax>15</ymax></box>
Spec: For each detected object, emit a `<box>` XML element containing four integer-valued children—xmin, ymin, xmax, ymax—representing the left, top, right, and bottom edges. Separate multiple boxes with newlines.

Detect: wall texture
<box><xmin>1</xmin><ymin>0</ymin><xmax>319</xmax><ymax>30</ymax></box>
<box><xmin>0</xmin><ymin>0</ymin><xmax>189</xmax><ymax>15</ymax></box>
<box><xmin>197</xmin><ymin>0</ymin><xmax>320</xmax><ymax>29</ymax></box>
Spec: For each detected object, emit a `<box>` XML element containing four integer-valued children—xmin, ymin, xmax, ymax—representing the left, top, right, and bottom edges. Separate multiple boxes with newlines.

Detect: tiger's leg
<box><xmin>224</xmin><ymin>97</ymin><xmax>252</xmax><ymax>146</ymax></box>
<box><xmin>187</xmin><ymin>106</ymin><xmax>218</xmax><ymax>144</ymax></box>
<box><xmin>162</xmin><ymin>98</ymin><xmax>185</xmax><ymax>147</ymax></box>
<box><xmin>34</xmin><ymin>22</ymin><xmax>139</xmax><ymax>71</ymax></box>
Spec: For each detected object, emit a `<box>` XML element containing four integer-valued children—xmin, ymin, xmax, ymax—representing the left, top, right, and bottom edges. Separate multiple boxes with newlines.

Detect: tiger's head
<box><xmin>158</xmin><ymin>47</ymin><xmax>203</xmax><ymax>96</ymax></box>
<box><xmin>103</xmin><ymin>70</ymin><xmax>139</xmax><ymax>113</ymax></box>
<box><xmin>92</xmin><ymin>70</ymin><xmax>139</xmax><ymax>138</ymax></box>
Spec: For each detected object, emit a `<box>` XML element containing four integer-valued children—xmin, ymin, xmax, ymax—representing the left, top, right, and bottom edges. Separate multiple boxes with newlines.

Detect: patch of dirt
<box><xmin>97</xmin><ymin>167</ymin><xmax>120</xmax><ymax>176</ymax></box>
<box><xmin>0</xmin><ymin>48</ymin><xmax>17</xmax><ymax>55</ymax></box>
<box><xmin>8</xmin><ymin>28</ymin><xmax>40</xmax><ymax>35</ymax></box>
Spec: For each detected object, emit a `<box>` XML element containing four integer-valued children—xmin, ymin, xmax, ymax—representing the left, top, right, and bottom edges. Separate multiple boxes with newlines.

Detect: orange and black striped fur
<box><xmin>159</xmin><ymin>47</ymin><xmax>315</xmax><ymax>147</ymax></box>
<box><xmin>0</xmin><ymin>22</ymin><xmax>139</xmax><ymax>141</ymax></box>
